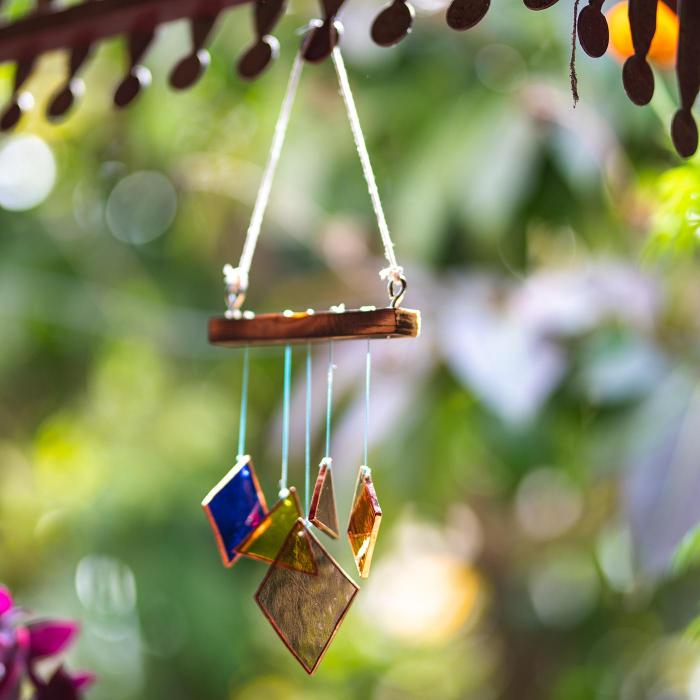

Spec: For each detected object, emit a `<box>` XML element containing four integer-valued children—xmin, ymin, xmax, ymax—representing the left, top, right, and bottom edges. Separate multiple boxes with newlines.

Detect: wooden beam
<box><xmin>0</xmin><ymin>0</ymin><xmax>251</xmax><ymax>62</ymax></box>
<box><xmin>208</xmin><ymin>308</ymin><xmax>421</xmax><ymax>347</ymax></box>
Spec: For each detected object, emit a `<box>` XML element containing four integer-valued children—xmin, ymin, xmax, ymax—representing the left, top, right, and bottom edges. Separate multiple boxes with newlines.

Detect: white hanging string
<box><xmin>330</xmin><ymin>47</ymin><xmax>403</xmax><ymax>286</ymax></box>
<box><xmin>223</xmin><ymin>41</ymin><xmax>405</xmax><ymax>313</ymax></box>
<box><xmin>223</xmin><ymin>48</ymin><xmax>306</xmax><ymax>313</ymax></box>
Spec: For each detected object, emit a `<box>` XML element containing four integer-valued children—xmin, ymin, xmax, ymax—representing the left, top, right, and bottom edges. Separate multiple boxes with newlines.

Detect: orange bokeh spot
<box><xmin>606</xmin><ymin>1</ymin><xmax>679</xmax><ymax>69</ymax></box>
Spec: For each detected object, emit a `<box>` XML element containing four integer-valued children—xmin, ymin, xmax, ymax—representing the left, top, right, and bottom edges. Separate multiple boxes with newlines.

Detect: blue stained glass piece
<box><xmin>202</xmin><ymin>455</ymin><xmax>268</xmax><ymax>567</ymax></box>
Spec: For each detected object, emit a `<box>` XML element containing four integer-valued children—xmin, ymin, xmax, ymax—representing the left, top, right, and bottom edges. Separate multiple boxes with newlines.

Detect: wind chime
<box><xmin>201</xmin><ymin>30</ymin><xmax>420</xmax><ymax>675</ymax></box>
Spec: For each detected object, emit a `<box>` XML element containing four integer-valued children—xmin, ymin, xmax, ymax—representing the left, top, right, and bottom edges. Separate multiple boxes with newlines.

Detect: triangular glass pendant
<box><xmin>308</xmin><ymin>459</ymin><xmax>340</xmax><ymax>539</ymax></box>
<box><xmin>347</xmin><ymin>466</ymin><xmax>382</xmax><ymax>579</ymax></box>
<box><xmin>236</xmin><ymin>486</ymin><xmax>316</xmax><ymax>573</ymax></box>
<box><xmin>202</xmin><ymin>455</ymin><xmax>268</xmax><ymax>568</ymax></box>
<box><xmin>255</xmin><ymin>518</ymin><xmax>360</xmax><ymax>675</ymax></box>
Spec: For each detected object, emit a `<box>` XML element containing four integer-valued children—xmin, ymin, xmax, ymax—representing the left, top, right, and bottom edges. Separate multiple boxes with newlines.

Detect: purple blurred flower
<box><xmin>0</xmin><ymin>585</ymin><xmax>94</xmax><ymax>700</ymax></box>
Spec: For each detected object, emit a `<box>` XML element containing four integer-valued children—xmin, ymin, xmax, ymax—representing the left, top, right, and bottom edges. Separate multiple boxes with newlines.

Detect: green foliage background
<box><xmin>2</xmin><ymin>1</ymin><xmax>700</xmax><ymax>698</ymax></box>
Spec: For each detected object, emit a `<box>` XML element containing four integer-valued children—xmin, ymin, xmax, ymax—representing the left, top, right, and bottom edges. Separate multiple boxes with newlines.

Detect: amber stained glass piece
<box><xmin>255</xmin><ymin>518</ymin><xmax>360</xmax><ymax>674</ymax></box>
<box><xmin>308</xmin><ymin>461</ymin><xmax>340</xmax><ymax>539</ymax></box>
<box><xmin>236</xmin><ymin>487</ymin><xmax>316</xmax><ymax>573</ymax></box>
<box><xmin>347</xmin><ymin>467</ymin><xmax>382</xmax><ymax>579</ymax></box>
<box><xmin>201</xmin><ymin>455</ymin><xmax>268</xmax><ymax>568</ymax></box>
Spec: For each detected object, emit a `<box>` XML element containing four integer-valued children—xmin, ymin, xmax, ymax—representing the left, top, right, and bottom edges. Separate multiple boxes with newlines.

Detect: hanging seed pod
<box><xmin>170</xmin><ymin>16</ymin><xmax>218</xmax><ymax>90</ymax></box>
<box><xmin>446</xmin><ymin>0</ymin><xmax>490</xmax><ymax>31</ymax></box>
<box><xmin>577</xmin><ymin>0</ymin><xmax>609</xmax><ymax>57</ymax></box>
<box><xmin>113</xmin><ymin>30</ymin><xmax>154</xmax><ymax>108</ymax></box>
<box><xmin>371</xmin><ymin>0</ymin><xmax>415</xmax><ymax>46</ymax></box>
<box><xmin>622</xmin><ymin>0</ymin><xmax>657</xmax><ymax>105</ymax></box>
<box><xmin>304</xmin><ymin>0</ymin><xmax>345</xmax><ymax>63</ymax></box>
<box><xmin>671</xmin><ymin>0</ymin><xmax>700</xmax><ymax>156</ymax></box>
<box><xmin>524</xmin><ymin>0</ymin><xmax>560</xmax><ymax>10</ymax></box>
<box><xmin>47</xmin><ymin>44</ymin><xmax>92</xmax><ymax>119</ymax></box>
<box><xmin>0</xmin><ymin>58</ymin><xmax>36</xmax><ymax>131</ymax></box>
<box><xmin>238</xmin><ymin>0</ymin><xmax>286</xmax><ymax>79</ymax></box>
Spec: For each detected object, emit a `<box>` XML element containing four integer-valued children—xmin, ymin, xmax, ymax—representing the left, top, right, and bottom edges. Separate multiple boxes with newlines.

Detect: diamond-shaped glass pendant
<box><xmin>308</xmin><ymin>459</ymin><xmax>340</xmax><ymax>539</ymax></box>
<box><xmin>236</xmin><ymin>487</ymin><xmax>316</xmax><ymax>573</ymax></box>
<box><xmin>202</xmin><ymin>455</ymin><xmax>268</xmax><ymax>568</ymax></box>
<box><xmin>347</xmin><ymin>466</ymin><xmax>382</xmax><ymax>578</ymax></box>
<box><xmin>255</xmin><ymin>517</ymin><xmax>360</xmax><ymax>674</ymax></box>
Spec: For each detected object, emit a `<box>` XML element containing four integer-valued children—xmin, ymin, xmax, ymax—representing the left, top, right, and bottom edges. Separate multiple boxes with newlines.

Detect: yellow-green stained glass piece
<box><xmin>236</xmin><ymin>487</ymin><xmax>316</xmax><ymax>574</ymax></box>
<box><xmin>347</xmin><ymin>467</ymin><xmax>382</xmax><ymax>578</ymax></box>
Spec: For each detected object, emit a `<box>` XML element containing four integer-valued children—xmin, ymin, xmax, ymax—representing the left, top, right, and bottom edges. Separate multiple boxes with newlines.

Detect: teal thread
<box><xmin>280</xmin><ymin>345</ymin><xmax>292</xmax><ymax>495</ymax></box>
<box><xmin>304</xmin><ymin>344</ymin><xmax>312</xmax><ymax>516</ymax></box>
<box><xmin>324</xmin><ymin>342</ymin><xmax>335</xmax><ymax>459</ymax></box>
<box><xmin>237</xmin><ymin>347</ymin><xmax>250</xmax><ymax>459</ymax></box>
<box><xmin>364</xmin><ymin>340</ymin><xmax>371</xmax><ymax>467</ymax></box>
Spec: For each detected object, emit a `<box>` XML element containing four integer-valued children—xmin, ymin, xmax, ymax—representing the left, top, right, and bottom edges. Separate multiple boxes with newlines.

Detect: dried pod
<box><xmin>371</xmin><ymin>0</ymin><xmax>415</xmax><ymax>46</ymax></box>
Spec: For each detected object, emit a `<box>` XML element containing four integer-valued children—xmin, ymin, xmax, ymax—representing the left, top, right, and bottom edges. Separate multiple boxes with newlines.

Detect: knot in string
<box><xmin>223</xmin><ymin>264</ymin><xmax>248</xmax><ymax>317</ymax></box>
<box><xmin>380</xmin><ymin>264</ymin><xmax>407</xmax><ymax>309</ymax></box>
<box><xmin>379</xmin><ymin>265</ymin><xmax>404</xmax><ymax>284</ymax></box>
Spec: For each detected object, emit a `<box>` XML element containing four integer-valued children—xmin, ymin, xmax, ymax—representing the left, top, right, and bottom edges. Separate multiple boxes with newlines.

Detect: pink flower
<box><xmin>0</xmin><ymin>588</ymin><xmax>12</xmax><ymax>618</ymax></box>
<box><xmin>0</xmin><ymin>585</ymin><xmax>94</xmax><ymax>700</ymax></box>
<box><xmin>0</xmin><ymin>624</ymin><xmax>29</xmax><ymax>700</ymax></box>
<box><xmin>27</xmin><ymin>621</ymin><xmax>80</xmax><ymax>661</ymax></box>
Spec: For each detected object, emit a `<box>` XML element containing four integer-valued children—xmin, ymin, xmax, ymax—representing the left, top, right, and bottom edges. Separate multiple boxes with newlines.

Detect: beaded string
<box><xmin>236</xmin><ymin>347</ymin><xmax>250</xmax><ymax>460</ymax></box>
<box><xmin>279</xmin><ymin>344</ymin><xmax>292</xmax><ymax>497</ymax></box>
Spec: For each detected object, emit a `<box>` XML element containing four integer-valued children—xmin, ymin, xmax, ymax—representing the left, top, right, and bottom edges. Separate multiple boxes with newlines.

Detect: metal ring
<box><xmin>387</xmin><ymin>275</ymin><xmax>407</xmax><ymax>309</ymax></box>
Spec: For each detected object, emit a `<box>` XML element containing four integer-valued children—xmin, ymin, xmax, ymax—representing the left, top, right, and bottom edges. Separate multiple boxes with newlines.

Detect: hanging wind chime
<box><xmin>202</xmin><ymin>31</ymin><xmax>420</xmax><ymax>675</ymax></box>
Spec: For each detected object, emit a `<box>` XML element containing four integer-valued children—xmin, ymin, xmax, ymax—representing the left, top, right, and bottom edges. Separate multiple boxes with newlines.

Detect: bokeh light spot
<box><xmin>515</xmin><ymin>468</ymin><xmax>583</xmax><ymax>541</ymax></box>
<box><xmin>363</xmin><ymin>553</ymin><xmax>480</xmax><ymax>644</ymax></box>
<box><xmin>475</xmin><ymin>44</ymin><xmax>527</xmax><ymax>94</ymax></box>
<box><xmin>597</xmin><ymin>525</ymin><xmax>636</xmax><ymax>594</ymax></box>
<box><xmin>0</xmin><ymin>135</ymin><xmax>56</xmax><ymax>211</ymax></box>
<box><xmin>106</xmin><ymin>170</ymin><xmax>177</xmax><ymax>245</ymax></box>
<box><xmin>529</xmin><ymin>551</ymin><xmax>599</xmax><ymax>627</ymax></box>
<box><xmin>76</xmin><ymin>555</ymin><xmax>137</xmax><ymax>616</ymax></box>
<box><xmin>362</xmin><ymin>518</ymin><xmax>482</xmax><ymax>645</ymax></box>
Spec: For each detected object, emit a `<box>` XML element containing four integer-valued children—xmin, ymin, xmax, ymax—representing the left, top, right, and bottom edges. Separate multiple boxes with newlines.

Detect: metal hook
<box><xmin>388</xmin><ymin>275</ymin><xmax>407</xmax><ymax>309</ymax></box>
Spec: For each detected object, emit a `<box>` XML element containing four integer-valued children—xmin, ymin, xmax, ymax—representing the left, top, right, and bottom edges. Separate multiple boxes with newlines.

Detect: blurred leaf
<box><xmin>624</xmin><ymin>373</ymin><xmax>700</xmax><ymax>576</ymax></box>
<box><xmin>644</xmin><ymin>164</ymin><xmax>700</xmax><ymax>259</ymax></box>
<box><xmin>671</xmin><ymin>522</ymin><xmax>700</xmax><ymax>576</ymax></box>
<box><xmin>683</xmin><ymin>613</ymin><xmax>700</xmax><ymax>642</ymax></box>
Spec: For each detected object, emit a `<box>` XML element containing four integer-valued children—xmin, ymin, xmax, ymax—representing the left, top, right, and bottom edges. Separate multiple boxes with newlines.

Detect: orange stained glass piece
<box><xmin>236</xmin><ymin>487</ymin><xmax>316</xmax><ymax>574</ymax></box>
<box><xmin>308</xmin><ymin>461</ymin><xmax>340</xmax><ymax>539</ymax></box>
<box><xmin>347</xmin><ymin>467</ymin><xmax>382</xmax><ymax>579</ymax></box>
<box><xmin>255</xmin><ymin>518</ymin><xmax>360</xmax><ymax>675</ymax></box>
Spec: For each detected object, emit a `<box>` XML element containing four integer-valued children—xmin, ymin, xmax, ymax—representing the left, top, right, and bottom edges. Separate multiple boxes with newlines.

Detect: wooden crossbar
<box><xmin>208</xmin><ymin>308</ymin><xmax>421</xmax><ymax>347</ymax></box>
